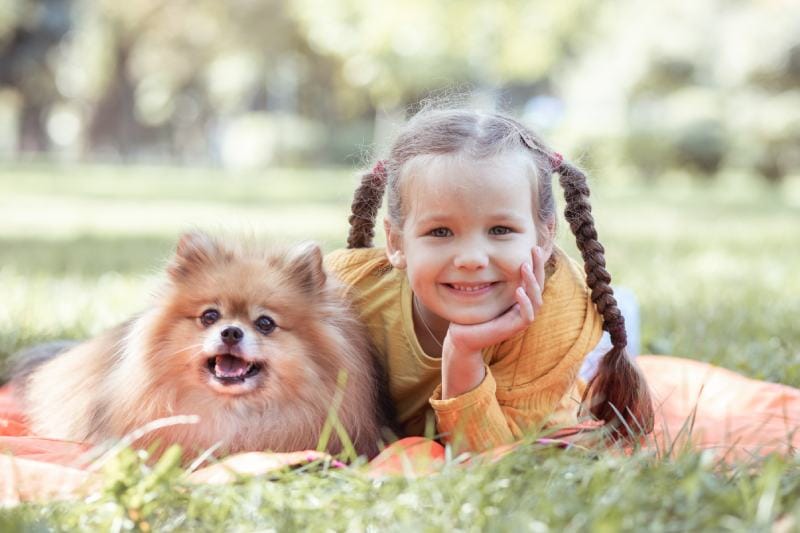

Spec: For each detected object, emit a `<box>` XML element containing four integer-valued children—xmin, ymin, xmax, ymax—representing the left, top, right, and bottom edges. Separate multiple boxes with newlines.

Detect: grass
<box><xmin>4</xmin><ymin>442</ymin><xmax>800</xmax><ymax>531</ymax></box>
<box><xmin>0</xmin><ymin>162</ymin><xmax>799</xmax><ymax>530</ymax></box>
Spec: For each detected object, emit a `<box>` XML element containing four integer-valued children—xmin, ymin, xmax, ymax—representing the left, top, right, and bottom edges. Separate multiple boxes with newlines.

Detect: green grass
<box><xmin>3</xmin><ymin>442</ymin><xmax>800</xmax><ymax>531</ymax></box>
<box><xmin>1</xmin><ymin>163</ymin><xmax>798</xmax><ymax>530</ymax></box>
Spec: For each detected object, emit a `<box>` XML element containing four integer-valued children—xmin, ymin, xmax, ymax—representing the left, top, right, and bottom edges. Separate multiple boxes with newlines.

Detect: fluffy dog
<box><xmin>15</xmin><ymin>232</ymin><xmax>388</xmax><ymax>459</ymax></box>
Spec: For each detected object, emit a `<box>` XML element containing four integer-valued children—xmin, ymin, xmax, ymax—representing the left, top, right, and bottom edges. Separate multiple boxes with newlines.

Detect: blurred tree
<box><xmin>289</xmin><ymin>0</ymin><xmax>600</xmax><ymax>109</ymax></box>
<box><xmin>674</xmin><ymin>119</ymin><xmax>727</xmax><ymax>178</ymax></box>
<box><xmin>83</xmin><ymin>0</ymin><xmax>171</xmax><ymax>159</ymax></box>
<box><xmin>0</xmin><ymin>0</ymin><xmax>613</xmax><ymax>164</ymax></box>
<box><xmin>50</xmin><ymin>0</ymin><xmax>344</xmax><ymax>162</ymax></box>
<box><xmin>0</xmin><ymin>0</ymin><xmax>71</xmax><ymax>152</ymax></box>
<box><xmin>558</xmin><ymin>0</ymin><xmax>800</xmax><ymax>183</ymax></box>
<box><xmin>0</xmin><ymin>0</ymin><xmax>797</xmax><ymax>175</ymax></box>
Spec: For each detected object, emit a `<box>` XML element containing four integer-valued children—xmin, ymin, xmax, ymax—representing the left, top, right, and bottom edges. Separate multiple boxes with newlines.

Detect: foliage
<box><xmin>3</xmin><ymin>0</ymin><xmax>602</xmax><ymax>163</ymax></box>
<box><xmin>554</xmin><ymin>0</ymin><xmax>800</xmax><ymax>184</ymax></box>
<box><xmin>1</xmin><ymin>0</ymin><xmax>798</xmax><ymax>182</ymax></box>
<box><xmin>290</xmin><ymin>0</ymin><xmax>599</xmax><ymax>105</ymax></box>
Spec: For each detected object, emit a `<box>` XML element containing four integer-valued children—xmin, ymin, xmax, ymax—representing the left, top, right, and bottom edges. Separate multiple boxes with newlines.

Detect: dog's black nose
<box><xmin>220</xmin><ymin>326</ymin><xmax>244</xmax><ymax>346</ymax></box>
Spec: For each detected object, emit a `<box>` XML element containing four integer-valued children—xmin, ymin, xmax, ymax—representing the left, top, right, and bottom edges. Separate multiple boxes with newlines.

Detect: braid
<box><xmin>347</xmin><ymin>160</ymin><xmax>388</xmax><ymax>249</ymax></box>
<box><xmin>557</xmin><ymin>160</ymin><xmax>655</xmax><ymax>439</ymax></box>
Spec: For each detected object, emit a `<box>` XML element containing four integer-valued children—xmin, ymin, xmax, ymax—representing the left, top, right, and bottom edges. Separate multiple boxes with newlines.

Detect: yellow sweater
<box><xmin>324</xmin><ymin>247</ymin><xmax>603</xmax><ymax>452</ymax></box>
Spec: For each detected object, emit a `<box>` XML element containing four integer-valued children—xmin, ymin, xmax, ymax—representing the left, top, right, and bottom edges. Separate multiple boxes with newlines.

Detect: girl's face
<box><xmin>386</xmin><ymin>151</ymin><xmax>548</xmax><ymax>332</ymax></box>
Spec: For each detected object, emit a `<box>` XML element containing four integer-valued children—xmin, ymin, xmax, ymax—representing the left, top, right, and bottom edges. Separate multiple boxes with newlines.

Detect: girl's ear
<box><xmin>384</xmin><ymin>218</ymin><xmax>407</xmax><ymax>269</ymax></box>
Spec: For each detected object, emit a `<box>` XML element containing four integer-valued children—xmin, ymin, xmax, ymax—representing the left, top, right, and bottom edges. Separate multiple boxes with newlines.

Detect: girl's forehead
<box><xmin>401</xmin><ymin>151</ymin><xmax>537</xmax><ymax>221</ymax></box>
<box><xmin>403</xmin><ymin>150</ymin><xmax>536</xmax><ymax>195</ymax></box>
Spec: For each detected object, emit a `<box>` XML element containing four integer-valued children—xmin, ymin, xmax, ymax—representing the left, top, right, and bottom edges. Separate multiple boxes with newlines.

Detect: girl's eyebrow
<box><xmin>414</xmin><ymin>214</ymin><xmax>452</xmax><ymax>226</ymax></box>
<box><xmin>486</xmin><ymin>211</ymin><xmax>530</xmax><ymax>224</ymax></box>
<box><xmin>415</xmin><ymin>211</ymin><xmax>530</xmax><ymax>226</ymax></box>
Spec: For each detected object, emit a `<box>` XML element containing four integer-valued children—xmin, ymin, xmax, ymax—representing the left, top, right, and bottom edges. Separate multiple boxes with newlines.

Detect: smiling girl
<box><xmin>325</xmin><ymin>107</ymin><xmax>653</xmax><ymax>452</ymax></box>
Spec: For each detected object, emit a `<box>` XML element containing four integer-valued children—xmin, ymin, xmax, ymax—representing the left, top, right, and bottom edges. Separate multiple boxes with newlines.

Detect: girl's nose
<box><xmin>453</xmin><ymin>248</ymin><xmax>489</xmax><ymax>270</ymax></box>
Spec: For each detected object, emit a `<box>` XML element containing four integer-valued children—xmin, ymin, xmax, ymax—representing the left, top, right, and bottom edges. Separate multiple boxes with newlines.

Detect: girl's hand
<box><xmin>440</xmin><ymin>246</ymin><xmax>546</xmax><ymax>399</ymax></box>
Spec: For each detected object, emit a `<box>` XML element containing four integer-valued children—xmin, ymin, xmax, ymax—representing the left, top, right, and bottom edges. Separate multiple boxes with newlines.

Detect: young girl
<box><xmin>325</xmin><ymin>108</ymin><xmax>653</xmax><ymax>453</ymax></box>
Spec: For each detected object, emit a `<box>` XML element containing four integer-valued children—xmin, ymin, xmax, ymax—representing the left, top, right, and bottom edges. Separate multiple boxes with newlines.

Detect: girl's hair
<box><xmin>346</xmin><ymin>108</ymin><xmax>654</xmax><ymax>439</ymax></box>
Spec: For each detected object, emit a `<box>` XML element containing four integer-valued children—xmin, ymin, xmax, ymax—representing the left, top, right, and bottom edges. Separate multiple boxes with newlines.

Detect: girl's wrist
<box><xmin>441</xmin><ymin>342</ymin><xmax>485</xmax><ymax>399</ymax></box>
<box><xmin>442</xmin><ymin>334</ymin><xmax>483</xmax><ymax>362</ymax></box>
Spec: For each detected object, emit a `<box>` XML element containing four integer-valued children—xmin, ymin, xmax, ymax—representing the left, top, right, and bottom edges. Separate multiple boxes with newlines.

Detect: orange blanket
<box><xmin>642</xmin><ymin>355</ymin><xmax>799</xmax><ymax>458</ymax></box>
<box><xmin>1</xmin><ymin>355</ymin><xmax>798</xmax><ymax>503</ymax></box>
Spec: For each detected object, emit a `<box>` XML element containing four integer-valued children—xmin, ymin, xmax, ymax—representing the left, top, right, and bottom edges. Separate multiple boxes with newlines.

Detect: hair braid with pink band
<box><xmin>346</xmin><ymin>159</ymin><xmax>388</xmax><ymax>249</ymax></box>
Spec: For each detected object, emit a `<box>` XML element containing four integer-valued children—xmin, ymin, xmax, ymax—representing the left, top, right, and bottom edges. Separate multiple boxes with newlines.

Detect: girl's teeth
<box><xmin>452</xmin><ymin>284</ymin><xmax>490</xmax><ymax>292</ymax></box>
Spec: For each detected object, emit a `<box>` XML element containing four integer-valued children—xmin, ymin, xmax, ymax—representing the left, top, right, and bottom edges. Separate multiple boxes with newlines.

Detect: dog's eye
<box><xmin>200</xmin><ymin>309</ymin><xmax>220</xmax><ymax>326</ymax></box>
<box><xmin>254</xmin><ymin>315</ymin><xmax>276</xmax><ymax>335</ymax></box>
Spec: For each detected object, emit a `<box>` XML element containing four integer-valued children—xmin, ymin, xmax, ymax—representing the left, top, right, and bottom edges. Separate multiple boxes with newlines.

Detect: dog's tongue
<box><xmin>215</xmin><ymin>354</ymin><xmax>250</xmax><ymax>378</ymax></box>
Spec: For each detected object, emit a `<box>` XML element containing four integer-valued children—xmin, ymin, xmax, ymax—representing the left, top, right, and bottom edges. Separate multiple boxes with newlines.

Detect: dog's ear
<box><xmin>168</xmin><ymin>231</ymin><xmax>220</xmax><ymax>280</ymax></box>
<box><xmin>284</xmin><ymin>241</ymin><xmax>326</xmax><ymax>293</ymax></box>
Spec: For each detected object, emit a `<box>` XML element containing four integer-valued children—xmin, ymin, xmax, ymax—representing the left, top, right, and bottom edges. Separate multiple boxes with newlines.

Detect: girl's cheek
<box><xmin>510</xmin><ymin>246</ymin><xmax>534</xmax><ymax>273</ymax></box>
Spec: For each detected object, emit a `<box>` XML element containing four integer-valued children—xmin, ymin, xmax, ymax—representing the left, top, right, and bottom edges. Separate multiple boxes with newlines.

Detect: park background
<box><xmin>0</xmin><ymin>0</ymin><xmax>799</xmax><ymax>529</ymax></box>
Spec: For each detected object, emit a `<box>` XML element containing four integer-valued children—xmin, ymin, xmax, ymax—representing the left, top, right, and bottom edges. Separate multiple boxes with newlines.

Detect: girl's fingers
<box><xmin>521</xmin><ymin>261</ymin><xmax>543</xmax><ymax>311</ymax></box>
<box><xmin>516</xmin><ymin>286</ymin><xmax>535</xmax><ymax>323</ymax></box>
<box><xmin>450</xmin><ymin>291</ymin><xmax>537</xmax><ymax>350</ymax></box>
<box><xmin>449</xmin><ymin>268</ymin><xmax>542</xmax><ymax>349</ymax></box>
<box><xmin>450</xmin><ymin>303</ymin><xmax>525</xmax><ymax>349</ymax></box>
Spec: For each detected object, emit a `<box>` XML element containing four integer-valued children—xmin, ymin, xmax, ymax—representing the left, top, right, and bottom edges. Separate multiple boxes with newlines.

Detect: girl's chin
<box><xmin>442</xmin><ymin>305</ymin><xmax>510</xmax><ymax>326</ymax></box>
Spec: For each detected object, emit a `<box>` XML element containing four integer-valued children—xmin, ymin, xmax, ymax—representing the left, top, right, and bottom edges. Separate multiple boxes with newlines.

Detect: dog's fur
<box><xmin>15</xmin><ymin>232</ymin><xmax>388</xmax><ymax>458</ymax></box>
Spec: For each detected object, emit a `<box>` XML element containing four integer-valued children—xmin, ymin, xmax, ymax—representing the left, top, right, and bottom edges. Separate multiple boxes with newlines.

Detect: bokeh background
<box><xmin>1</xmin><ymin>0</ymin><xmax>799</xmax><ymax>176</ymax></box>
<box><xmin>0</xmin><ymin>0</ymin><xmax>799</xmax><ymax>384</ymax></box>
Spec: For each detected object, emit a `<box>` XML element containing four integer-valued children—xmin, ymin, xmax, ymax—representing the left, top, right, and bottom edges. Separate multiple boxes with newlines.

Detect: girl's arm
<box><xmin>431</xmin><ymin>295</ymin><xmax>603</xmax><ymax>453</ymax></box>
<box><xmin>441</xmin><ymin>249</ymin><xmax>544</xmax><ymax>399</ymax></box>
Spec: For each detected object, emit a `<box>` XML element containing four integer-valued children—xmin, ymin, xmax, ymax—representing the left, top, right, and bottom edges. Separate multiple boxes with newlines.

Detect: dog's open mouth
<box><xmin>206</xmin><ymin>354</ymin><xmax>262</xmax><ymax>384</ymax></box>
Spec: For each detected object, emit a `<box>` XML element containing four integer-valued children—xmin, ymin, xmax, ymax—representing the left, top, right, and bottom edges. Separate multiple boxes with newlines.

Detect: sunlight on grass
<box><xmin>0</xmin><ymin>193</ymin><xmax>349</xmax><ymax>242</ymax></box>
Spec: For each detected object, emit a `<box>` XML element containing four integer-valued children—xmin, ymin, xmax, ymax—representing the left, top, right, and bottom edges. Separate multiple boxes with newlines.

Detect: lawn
<box><xmin>1</xmin><ymin>163</ymin><xmax>798</xmax><ymax>530</ymax></box>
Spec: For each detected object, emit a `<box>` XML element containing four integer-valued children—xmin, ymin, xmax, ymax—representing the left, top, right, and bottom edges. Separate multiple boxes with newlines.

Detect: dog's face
<box><xmin>141</xmin><ymin>233</ymin><xmax>338</xmax><ymax>407</ymax></box>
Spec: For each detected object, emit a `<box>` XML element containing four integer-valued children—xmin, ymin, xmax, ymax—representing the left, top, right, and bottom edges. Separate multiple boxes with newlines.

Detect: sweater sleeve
<box><xmin>429</xmin><ymin>366</ymin><xmax>514</xmax><ymax>451</ymax></box>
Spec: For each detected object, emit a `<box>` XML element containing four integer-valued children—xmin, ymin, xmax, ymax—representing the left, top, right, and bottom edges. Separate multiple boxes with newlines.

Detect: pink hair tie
<box><xmin>550</xmin><ymin>152</ymin><xmax>564</xmax><ymax>170</ymax></box>
<box><xmin>371</xmin><ymin>159</ymin><xmax>387</xmax><ymax>186</ymax></box>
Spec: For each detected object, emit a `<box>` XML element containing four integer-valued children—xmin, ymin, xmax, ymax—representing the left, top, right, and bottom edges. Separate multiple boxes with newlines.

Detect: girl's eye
<box><xmin>254</xmin><ymin>315</ymin><xmax>277</xmax><ymax>335</ymax></box>
<box><xmin>489</xmin><ymin>226</ymin><xmax>513</xmax><ymax>235</ymax></box>
<box><xmin>428</xmin><ymin>227</ymin><xmax>453</xmax><ymax>237</ymax></box>
<box><xmin>200</xmin><ymin>309</ymin><xmax>220</xmax><ymax>326</ymax></box>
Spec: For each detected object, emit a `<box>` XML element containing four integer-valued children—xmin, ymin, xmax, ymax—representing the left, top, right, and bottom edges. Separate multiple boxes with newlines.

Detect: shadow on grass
<box><xmin>0</xmin><ymin>235</ymin><xmax>182</xmax><ymax>277</ymax></box>
<box><xmin>0</xmin><ymin>234</ymin><xmax>349</xmax><ymax>278</ymax></box>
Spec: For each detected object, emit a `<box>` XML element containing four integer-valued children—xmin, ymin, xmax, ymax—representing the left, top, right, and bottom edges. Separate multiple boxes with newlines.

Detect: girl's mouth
<box><xmin>443</xmin><ymin>282</ymin><xmax>497</xmax><ymax>296</ymax></box>
<box><xmin>206</xmin><ymin>353</ymin><xmax>262</xmax><ymax>384</ymax></box>
<box><xmin>447</xmin><ymin>282</ymin><xmax>492</xmax><ymax>292</ymax></box>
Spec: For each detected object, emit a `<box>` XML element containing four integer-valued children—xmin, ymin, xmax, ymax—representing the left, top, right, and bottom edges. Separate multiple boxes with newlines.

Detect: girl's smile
<box><xmin>442</xmin><ymin>281</ymin><xmax>499</xmax><ymax>297</ymax></box>
<box><xmin>445</xmin><ymin>281</ymin><xmax>495</xmax><ymax>291</ymax></box>
<box><xmin>385</xmin><ymin>150</ymin><xmax>544</xmax><ymax>337</ymax></box>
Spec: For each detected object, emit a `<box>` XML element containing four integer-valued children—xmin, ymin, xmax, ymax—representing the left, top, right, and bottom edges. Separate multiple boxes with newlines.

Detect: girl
<box><xmin>325</xmin><ymin>107</ymin><xmax>653</xmax><ymax>453</ymax></box>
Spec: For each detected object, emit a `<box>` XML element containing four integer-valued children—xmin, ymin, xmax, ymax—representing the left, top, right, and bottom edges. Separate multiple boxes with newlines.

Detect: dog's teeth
<box><xmin>215</xmin><ymin>354</ymin><xmax>252</xmax><ymax>378</ymax></box>
<box><xmin>208</xmin><ymin>352</ymin><xmax>262</xmax><ymax>385</ymax></box>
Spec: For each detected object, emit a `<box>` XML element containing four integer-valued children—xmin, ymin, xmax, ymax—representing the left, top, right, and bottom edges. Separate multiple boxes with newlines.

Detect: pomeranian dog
<box><xmin>14</xmin><ymin>232</ymin><xmax>389</xmax><ymax>459</ymax></box>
